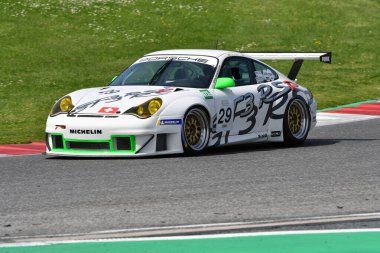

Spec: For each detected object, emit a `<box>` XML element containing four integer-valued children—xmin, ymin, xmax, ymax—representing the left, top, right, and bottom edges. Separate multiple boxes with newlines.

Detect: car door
<box><xmin>211</xmin><ymin>56</ymin><xmax>269</xmax><ymax>146</ymax></box>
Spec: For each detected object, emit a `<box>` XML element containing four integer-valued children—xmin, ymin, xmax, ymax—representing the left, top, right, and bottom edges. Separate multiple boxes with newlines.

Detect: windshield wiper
<box><xmin>148</xmin><ymin>59</ymin><xmax>173</xmax><ymax>85</ymax></box>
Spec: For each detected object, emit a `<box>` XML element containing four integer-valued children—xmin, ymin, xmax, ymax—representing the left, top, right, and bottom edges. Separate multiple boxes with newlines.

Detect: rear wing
<box><xmin>243</xmin><ymin>52</ymin><xmax>331</xmax><ymax>80</ymax></box>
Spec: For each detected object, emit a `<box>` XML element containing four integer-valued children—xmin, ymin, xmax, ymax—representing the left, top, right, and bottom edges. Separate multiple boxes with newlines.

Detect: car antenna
<box><xmin>215</xmin><ymin>40</ymin><xmax>219</xmax><ymax>49</ymax></box>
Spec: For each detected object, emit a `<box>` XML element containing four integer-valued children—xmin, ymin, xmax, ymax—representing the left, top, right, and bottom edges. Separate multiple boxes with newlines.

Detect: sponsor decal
<box><xmin>137</xmin><ymin>55</ymin><xmax>218</xmax><ymax>67</ymax></box>
<box><xmin>72</xmin><ymin>88</ymin><xmax>176</xmax><ymax>114</ymax></box>
<box><xmin>200</xmin><ymin>89</ymin><xmax>213</xmax><ymax>99</ymax></box>
<box><xmin>257</xmin><ymin>81</ymin><xmax>293</xmax><ymax>126</ymax></box>
<box><xmin>263</xmin><ymin>69</ymin><xmax>275</xmax><ymax>82</ymax></box>
<box><xmin>255</xmin><ymin>69</ymin><xmax>275</xmax><ymax>83</ymax></box>
<box><xmin>258</xmin><ymin>133</ymin><xmax>268</xmax><ymax>138</ymax></box>
<box><xmin>211</xmin><ymin>92</ymin><xmax>258</xmax><ymax>146</ymax></box>
<box><xmin>159</xmin><ymin>119</ymin><xmax>182</xmax><ymax>125</ymax></box>
<box><xmin>140</xmin><ymin>56</ymin><xmax>209</xmax><ymax>64</ymax></box>
<box><xmin>157</xmin><ymin>87</ymin><xmax>176</xmax><ymax>93</ymax></box>
<box><xmin>98</xmin><ymin>107</ymin><xmax>119</xmax><ymax>114</ymax></box>
<box><xmin>124</xmin><ymin>87</ymin><xmax>175</xmax><ymax>98</ymax></box>
<box><xmin>254</xmin><ymin>70</ymin><xmax>264</xmax><ymax>83</ymax></box>
<box><xmin>321</xmin><ymin>56</ymin><xmax>330</xmax><ymax>63</ymax></box>
<box><xmin>70</xmin><ymin>129</ymin><xmax>103</xmax><ymax>134</ymax></box>
<box><xmin>271</xmin><ymin>131</ymin><xmax>281</xmax><ymax>137</ymax></box>
<box><xmin>99</xmin><ymin>89</ymin><xmax>120</xmax><ymax>95</ymax></box>
<box><xmin>71</xmin><ymin>95</ymin><xmax>122</xmax><ymax>114</ymax></box>
<box><xmin>320</xmin><ymin>52</ymin><xmax>332</xmax><ymax>63</ymax></box>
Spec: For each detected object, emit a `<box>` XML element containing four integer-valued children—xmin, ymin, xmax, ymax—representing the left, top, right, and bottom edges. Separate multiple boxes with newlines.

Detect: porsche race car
<box><xmin>45</xmin><ymin>49</ymin><xmax>331</xmax><ymax>156</ymax></box>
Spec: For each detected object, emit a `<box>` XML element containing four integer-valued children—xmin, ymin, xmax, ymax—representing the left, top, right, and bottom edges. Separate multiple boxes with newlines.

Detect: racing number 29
<box><xmin>218</xmin><ymin>108</ymin><xmax>232</xmax><ymax>124</ymax></box>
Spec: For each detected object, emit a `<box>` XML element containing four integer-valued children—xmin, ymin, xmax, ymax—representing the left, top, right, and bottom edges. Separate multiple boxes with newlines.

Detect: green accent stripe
<box><xmin>1</xmin><ymin>231</ymin><xmax>380</xmax><ymax>253</ymax></box>
<box><xmin>50</xmin><ymin>134</ymin><xmax>136</xmax><ymax>154</ymax></box>
<box><xmin>318</xmin><ymin>99</ymin><xmax>378</xmax><ymax>112</ymax></box>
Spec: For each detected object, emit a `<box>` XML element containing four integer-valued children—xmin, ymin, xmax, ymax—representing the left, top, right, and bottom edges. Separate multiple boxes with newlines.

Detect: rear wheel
<box><xmin>283</xmin><ymin>98</ymin><xmax>310</xmax><ymax>146</ymax></box>
<box><xmin>182</xmin><ymin>107</ymin><xmax>210</xmax><ymax>154</ymax></box>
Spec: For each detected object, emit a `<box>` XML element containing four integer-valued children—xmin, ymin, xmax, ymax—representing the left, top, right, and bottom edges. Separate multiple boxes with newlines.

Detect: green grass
<box><xmin>0</xmin><ymin>0</ymin><xmax>379</xmax><ymax>143</ymax></box>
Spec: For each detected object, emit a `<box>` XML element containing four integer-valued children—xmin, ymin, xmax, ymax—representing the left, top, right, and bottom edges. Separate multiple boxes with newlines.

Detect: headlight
<box><xmin>124</xmin><ymin>98</ymin><xmax>162</xmax><ymax>118</ymax></box>
<box><xmin>50</xmin><ymin>96</ymin><xmax>74</xmax><ymax>116</ymax></box>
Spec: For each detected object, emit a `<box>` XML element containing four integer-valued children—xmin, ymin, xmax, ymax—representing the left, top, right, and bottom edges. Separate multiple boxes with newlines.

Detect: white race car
<box><xmin>46</xmin><ymin>49</ymin><xmax>331</xmax><ymax>156</ymax></box>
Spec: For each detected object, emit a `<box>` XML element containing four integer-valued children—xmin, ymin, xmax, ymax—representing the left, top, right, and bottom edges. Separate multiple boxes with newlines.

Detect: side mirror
<box><xmin>111</xmin><ymin>75</ymin><xmax>118</xmax><ymax>82</ymax></box>
<box><xmin>215</xmin><ymin>77</ymin><xmax>235</xmax><ymax>89</ymax></box>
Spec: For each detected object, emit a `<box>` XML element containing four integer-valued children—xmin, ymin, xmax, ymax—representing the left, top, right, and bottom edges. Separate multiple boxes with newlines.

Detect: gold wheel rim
<box><xmin>288</xmin><ymin>103</ymin><xmax>302</xmax><ymax>135</ymax></box>
<box><xmin>185</xmin><ymin>115</ymin><xmax>202</xmax><ymax>145</ymax></box>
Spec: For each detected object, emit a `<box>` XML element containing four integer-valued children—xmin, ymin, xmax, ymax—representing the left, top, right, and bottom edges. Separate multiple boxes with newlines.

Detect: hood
<box><xmin>69</xmin><ymin>86</ymin><xmax>185</xmax><ymax>115</ymax></box>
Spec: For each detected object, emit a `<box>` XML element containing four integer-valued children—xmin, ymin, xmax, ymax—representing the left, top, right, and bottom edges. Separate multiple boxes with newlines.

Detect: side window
<box><xmin>252</xmin><ymin>60</ymin><xmax>278</xmax><ymax>84</ymax></box>
<box><xmin>218</xmin><ymin>57</ymin><xmax>253</xmax><ymax>86</ymax></box>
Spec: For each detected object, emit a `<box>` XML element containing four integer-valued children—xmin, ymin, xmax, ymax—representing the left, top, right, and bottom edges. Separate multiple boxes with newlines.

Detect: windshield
<box><xmin>110</xmin><ymin>60</ymin><xmax>216</xmax><ymax>89</ymax></box>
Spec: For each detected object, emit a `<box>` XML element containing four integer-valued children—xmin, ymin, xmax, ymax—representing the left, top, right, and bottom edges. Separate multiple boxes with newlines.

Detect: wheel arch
<box><xmin>181</xmin><ymin>105</ymin><xmax>211</xmax><ymax>154</ymax></box>
<box><xmin>267</xmin><ymin>92</ymin><xmax>310</xmax><ymax>142</ymax></box>
<box><xmin>282</xmin><ymin>95</ymin><xmax>311</xmax><ymax>145</ymax></box>
<box><xmin>291</xmin><ymin>94</ymin><xmax>312</xmax><ymax>120</ymax></box>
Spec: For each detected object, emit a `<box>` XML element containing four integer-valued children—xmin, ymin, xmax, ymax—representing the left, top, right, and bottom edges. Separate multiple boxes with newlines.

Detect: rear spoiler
<box><xmin>243</xmin><ymin>52</ymin><xmax>331</xmax><ymax>80</ymax></box>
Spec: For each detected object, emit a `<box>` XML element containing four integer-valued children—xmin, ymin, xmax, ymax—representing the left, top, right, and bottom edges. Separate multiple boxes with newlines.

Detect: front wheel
<box><xmin>283</xmin><ymin>98</ymin><xmax>311</xmax><ymax>146</ymax></box>
<box><xmin>182</xmin><ymin>107</ymin><xmax>210</xmax><ymax>154</ymax></box>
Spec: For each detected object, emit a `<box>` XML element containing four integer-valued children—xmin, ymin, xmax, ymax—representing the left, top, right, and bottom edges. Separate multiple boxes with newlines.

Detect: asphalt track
<box><xmin>1</xmin><ymin>117</ymin><xmax>380</xmax><ymax>240</ymax></box>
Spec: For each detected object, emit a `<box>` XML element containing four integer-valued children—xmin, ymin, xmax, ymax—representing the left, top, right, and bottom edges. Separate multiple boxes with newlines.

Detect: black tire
<box><xmin>182</xmin><ymin>107</ymin><xmax>210</xmax><ymax>154</ymax></box>
<box><xmin>283</xmin><ymin>97</ymin><xmax>311</xmax><ymax>146</ymax></box>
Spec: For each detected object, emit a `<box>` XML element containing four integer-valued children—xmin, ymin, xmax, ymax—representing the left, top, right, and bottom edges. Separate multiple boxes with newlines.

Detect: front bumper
<box><xmin>45</xmin><ymin>114</ymin><xmax>184</xmax><ymax>157</ymax></box>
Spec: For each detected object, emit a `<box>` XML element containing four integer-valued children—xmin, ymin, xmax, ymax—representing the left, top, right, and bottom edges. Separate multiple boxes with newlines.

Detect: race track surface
<box><xmin>1</xmin><ymin>118</ymin><xmax>379</xmax><ymax>238</ymax></box>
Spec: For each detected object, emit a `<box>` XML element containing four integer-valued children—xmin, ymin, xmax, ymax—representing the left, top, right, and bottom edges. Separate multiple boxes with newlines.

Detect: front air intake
<box><xmin>51</xmin><ymin>135</ymin><xmax>64</xmax><ymax>149</ymax></box>
<box><xmin>115</xmin><ymin>137</ymin><xmax>132</xmax><ymax>151</ymax></box>
<box><xmin>156</xmin><ymin>134</ymin><xmax>167</xmax><ymax>151</ymax></box>
<box><xmin>49</xmin><ymin>135</ymin><xmax>135</xmax><ymax>153</ymax></box>
<box><xmin>66</xmin><ymin>141</ymin><xmax>109</xmax><ymax>150</ymax></box>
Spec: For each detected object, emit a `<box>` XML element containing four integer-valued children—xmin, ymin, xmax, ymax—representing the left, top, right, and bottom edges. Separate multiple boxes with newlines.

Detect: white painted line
<box><xmin>87</xmin><ymin>211</ymin><xmax>380</xmax><ymax>235</ymax></box>
<box><xmin>316</xmin><ymin>112</ymin><xmax>379</xmax><ymax>127</ymax></box>
<box><xmin>6</xmin><ymin>211</ymin><xmax>380</xmax><ymax>241</ymax></box>
<box><xmin>2</xmin><ymin>228</ymin><xmax>380</xmax><ymax>248</ymax></box>
<box><xmin>89</xmin><ymin>221</ymin><xmax>252</xmax><ymax>234</ymax></box>
<box><xmin>2</xmin><ymin>212</ymin><xmax>380</xmax><ymax>247</ymax></box>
